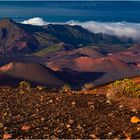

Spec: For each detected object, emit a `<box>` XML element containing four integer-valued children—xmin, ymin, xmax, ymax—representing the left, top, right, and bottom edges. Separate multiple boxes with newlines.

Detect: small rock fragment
<box><xmin>131</xmin><ymin>108</ymin><xmax>138</xmax><ymax>113</ymax></box>
<box><xmin>21</xmin><ymin>125</ymin><xmax>31</xmax><ymax>131</ymax></box>
<box><xmin>119</xmin><ymin>105</ymin><xmax>123</xmax><ymax>109</ymax></box>
<box><xmin>89</xmin><ymin>133</ymin><xmax>98</xmax><ymax>139</ymax></box>
<box><xmin>68</xmin><ymin>119</ymin><xmax>74</xmax><ymax>124</ymax></box>
<box><xmin>3</xmin><ymin>133</ymin><xmax>12</xmax><ymax>139</ymax></box>
<box><xmin>130</xmin><ymin>116</ymin><xmax>140</xmax><ymax>124</ymax></box>
<box><xmin>137</xmin><ymin>127</ymin><xmax>140</xmax><ymax>131</ymax></box>
<box><xmin>66</xmin><ymin>124</ymin><xmax>71</xmax><ymax>128</ymax></box>
<box><xmin>89</xmin><ymin>105</ymin><xmax>95</xmax><ymax>110</ymax></box>
<box><xmin>49</xmin><ymin>100</ymin><xmax>53</xmax><ymax>103</ymax></box>
<box><xmin>72</xmin><ymin>101</ymin><xmax>76</xmax><ymax>107</ymax></box>
<box><xmin>106</xmin><ymin>100</ymin><xmax>112</xmax><ymax>104</ymax></box>
<box><xmin>0</xmin><ymin>123</ymin><xmax>4</xmax><ymax>128</ymax></box>
<box><xmin>107</xmin><ymin>131</ymin><xmax>113</xmax><ymax>136</ymax></box>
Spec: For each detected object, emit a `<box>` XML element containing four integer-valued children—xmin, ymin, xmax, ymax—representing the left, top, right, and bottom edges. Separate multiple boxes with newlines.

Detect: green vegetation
<box><xmin>19</xmin><ymin>81</ymin><xmax>31</xmax><ymax>94</ymax></box>
<box><xmin>36</xmin><ymin>86</ymin><xmax>46</xmax><ymax>91</ymax></box>
<box><xmin>82</xmin><ymin>83</ymin><xmax>94</xmax><ymax>91</ymax></box>
<box><xmin>61</xmin><ymin>84</ymin><xmax>71</xmax><ymax>93</ymax></box>
<box><xmin>19</xmin><ymin>81</ymin><xmax>31</xmax><ymax>90</ymax></box>
<box><xmin>85</xmin><ymin>44</ymin><xmax>132</xmax><ymax>54</ymax></box>
<box><xmin>34</xmin><ymin>44</ymin><xmax>64</xmax><ymax>57</ymax></box>
<box><xmin>107</xmin><ymin>79</ymin><xmax>140</xmax><ymax>100</ymax></box>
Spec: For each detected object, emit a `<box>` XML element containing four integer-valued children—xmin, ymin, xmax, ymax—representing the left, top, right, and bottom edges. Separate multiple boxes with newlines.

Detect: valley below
<box><xmin>0</xmin><ymin>18</ymin><xmax>139</xmax><ymax>88</ymax></box>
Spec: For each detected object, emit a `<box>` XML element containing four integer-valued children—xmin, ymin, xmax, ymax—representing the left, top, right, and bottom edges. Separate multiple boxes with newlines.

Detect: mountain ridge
<box><xmin>0</xmin><ymin>18</ymin><xmax>134</xmax><ymax>56</ymax></box>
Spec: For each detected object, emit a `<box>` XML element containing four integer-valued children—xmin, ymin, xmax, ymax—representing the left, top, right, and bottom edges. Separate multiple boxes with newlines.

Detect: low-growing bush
<box><xmin>19</xmin><ymin>81</ymin><xmax>31</xmax><ymax>90</ymax></box>
<box><xmin>82</xmin><ymin>83</ymin><xmax>94</xmax><ymax>91</ymax></box>
<box><xmin>36</xmin><ymin>86</ymin><xmax>46</xmax><ymax>91</ymax></box>
<box><xmin>61</xmin><ymin>84</ymin><xmax>71</xmax><ymax>93</ymax></box>
<box><xmin>107</xmin><ymin>79</ymin><xmax>140</xmax><ymax>100</ymax></box>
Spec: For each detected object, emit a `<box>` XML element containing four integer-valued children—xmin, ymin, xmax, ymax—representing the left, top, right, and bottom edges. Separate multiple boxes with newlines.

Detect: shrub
<box><xmin>82</xmin><ymin>83</ymin><xmax>94</xmax><ymax>91</ymax></box>
<box><xmin>107</xmin><ymin>79</ymin><xmax>140</xmax><ymax>100</ymax></box>
<box><xmin>19</xmin><ymin>81</ymin><xmax>31</xmax><ymax>90</ymax></box>
<box><xmin>36</xmin><ymin>86</ymin><xmax>46</xmax><ymax>91</ymax></box>
<box><xmin>61</xmin><ymin>84</ymin><xmax>71</xmax><ymax>93</ymax></box>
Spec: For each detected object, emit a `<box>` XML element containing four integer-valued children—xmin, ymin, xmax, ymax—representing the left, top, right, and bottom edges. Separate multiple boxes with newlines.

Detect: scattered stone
<box><xmin>49</xmin><ymin>100</ymin><xmax>53</xmax><ymax>103</ymax></box>
<box><xmin>66</xmin><ymin>124</ymin><xmax>71</xmax><ymax>128</ymax></box>
<box><xmin>21</xmin><ymin>125</ymin><xmax>31</xmax><ymax>131</ymax></box>
<box><xmin>0</xmin><ymin>123</ymin><xmax>4</xmax><ymax>128</ymax></box>
<box><xmin>130</xmin><ymin>116</ymin><xmax>140</xmax><ymax>124</ymax></box>
<box><xmin>41</xmin><ymin>117</ymin><xmax>45</xmax><ymax>122</ymax></box>
<box><xmin>107</xmin><ymin>131</ymin><xmax>113</xmax><ymax>136</ymax></box>
<box><xmin>106</xmin><ymin>99</ymin><xmax>112</xmax><ymax>104</ymax></box>
<box><xmin>124</xmin><ymin>132</ymin><xmax>131</xmax><ymax>139</ymax></box>
<box><xmin>89</xmin><ymin>105</ymin><xmax>95</xmax><ymax>110</ymax></box>
<box><xmin>131</xmin><ymin>108</ymin><xmax>138</xmax><ymax>113</ymax></box>
<box><xmin>0</xmin><ymin>86</ymin><xmax>139</xmax><ymax>139</ymax></box>
<box><xmin>72</xmin><ymin>101</ymin><xmax>76</xmax><ymax>107</ymax></box>
<box><xmin>89</xmin><ymin>134</ymin><xmax>98</xmax><ymax>139</ymax></box>
<box><xmin>137</xmin><ymin>127</ymin><xmax>140</xmax><ymax>131</ymax></box>
<box><xmin>3</xmin><ymin>133</ymin><xmax>12</xmax><ymax>139</ymax></box>
<box><xmin>68</xmin><ymin>119</ymin><xmax>74</xmax><ymax>124</ymax></box>
<box><xmin>119</xmin><ymin>105</ymin><xmax>124</xmax><ymax>109</ymax></box>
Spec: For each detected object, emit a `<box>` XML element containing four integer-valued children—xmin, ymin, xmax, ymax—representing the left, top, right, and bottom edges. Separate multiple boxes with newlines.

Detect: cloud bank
<box><xmin>22</xmin><ymin>17</ymin><xmax>140</xmax><ymax>40</ymax></box>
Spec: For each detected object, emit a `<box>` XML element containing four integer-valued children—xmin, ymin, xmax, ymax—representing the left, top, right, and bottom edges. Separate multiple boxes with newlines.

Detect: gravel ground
<box><xmin>0</xmin><ymin>87</ymin><xmax>140</xmax><ymax>139</ymax></box>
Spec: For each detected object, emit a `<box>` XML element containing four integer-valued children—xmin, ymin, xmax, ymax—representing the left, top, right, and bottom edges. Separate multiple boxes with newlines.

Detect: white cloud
<box><xmin>68</xmin><ymin>20</ymin><xmax>140</xmax><ymax>40</ymax></box>
<box><xmin>22</xmin><ymin>17</ymin><xmax>140</xmax><ymax>40</ymax></box>
<box><xmin>22</xmin><ymin>17</ymin><xmax>48</xmax><ymax>26</ymax></box>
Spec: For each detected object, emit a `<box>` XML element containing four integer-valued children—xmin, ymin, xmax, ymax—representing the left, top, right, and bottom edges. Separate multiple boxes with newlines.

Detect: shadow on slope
<box><xmin>56</xmin><ymin>68</ymin><xmax>105</xmax><ymax>88</ymax></box>
<box><xmin>0</xmin><ymin>62</ymin><xmax>65</xmax><ymax>88</ymax></box>
<box><xmin>0</xmin><ymin>74</ymin><xmax>39</xmax><ymax>87</ymax></box>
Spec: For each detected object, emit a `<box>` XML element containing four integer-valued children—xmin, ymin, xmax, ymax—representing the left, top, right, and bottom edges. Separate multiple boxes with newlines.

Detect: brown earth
<box><xmin>131</xmin><ymin>76</ymin><xmax>140</xmax><ymax>84</ymax></box>
<box><xmin>0</xmin><ymin>86</ymin><xmax>140</xmax><ymax>139</ymax></box>
<box><xmin>0</xmin><ymin>62</ymin><xmax>65</xmax><ymax>88</ymax></box>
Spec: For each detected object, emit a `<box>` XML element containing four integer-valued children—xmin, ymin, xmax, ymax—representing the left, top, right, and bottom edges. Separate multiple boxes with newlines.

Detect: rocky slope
<box><xmin>0</xmin><ymin>86</ymin><xmax>139</xmax><ymax>139</ymax></box>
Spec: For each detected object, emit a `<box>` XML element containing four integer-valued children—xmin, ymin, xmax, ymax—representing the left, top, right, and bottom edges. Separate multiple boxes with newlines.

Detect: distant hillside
<box><xmin>0</xmin><ymin>18</ymin><xmax>134</xmax><ymax>55</ymax></box>
<box><xmin>44</xmin><ymin>48</ymin><xmax>140</xmax><ymax>87</ymax></box>
<box><xmin>0</xmin><ymin>62</ymin><xmax>65</xmax><ymax>88</ymax></box>
<box><xmin>34</xmin><ymin>43</ymin><xmax>74</xmax><ymax>57</ymax></box>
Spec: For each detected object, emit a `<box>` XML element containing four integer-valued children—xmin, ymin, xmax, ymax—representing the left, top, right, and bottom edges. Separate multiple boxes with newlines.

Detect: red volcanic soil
<box><xmin>0</xmin><ymin>62</ymin><xmax>65</xmax><ymax>88</ymax></box>
<box><xmin>131</xmin><ymin>76</ymin><xmax>140</xmax><ymax>84</ymax></box>
<box><xmin>13</xmin><ymin>41</ymin><xmax>27</xmax><ymax>50</ymax></box>
<box><xmin>74</xmin><ymin>57</ymin><xmax>94</xmax><ymax>71</ymax></box>
<box><xmin>46</xmin><ymin>51</ymin><xmax>140</xmax><ymax>87</ymax></box>
<box><xmin>0</xmin><ymin>87</ymin><xmax>139</xmax><ymax>139</ymax></box>
<box><xmin>74</xmin><ymin>48</ymin><xmax>104</xmax><ymax>58</ymax></box>
<box><xmin>74</xmin><ymin>56</ymin><xmax>132</xmax><ymax>72</ymax></box>
<box><xmin>0</xmin><ymin>47</ymin><xmax>139</xmax><ymax>88</ymax></box>
<box><xmin>111</xmin><ymin>51</ymin><xmax>140</xmax><ymax>63</ymax></box>
<box><xmin>48</xmin><ymin>55</ymin><xmax>136</xmax><ymax>74</ymax></box>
